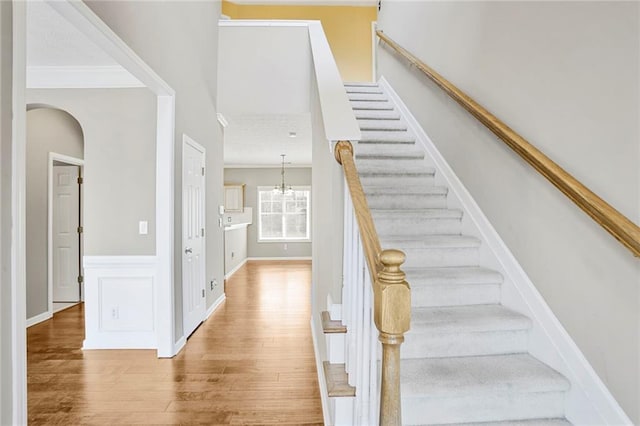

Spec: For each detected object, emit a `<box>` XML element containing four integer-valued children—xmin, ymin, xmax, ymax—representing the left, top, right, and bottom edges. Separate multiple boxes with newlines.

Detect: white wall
<box><xmin>26</xmin><ymin>107</ymin><xmax>84</xmax><ymax>319</ymax></box>
<box><xmin>224</xmin><ymin>167</ymin><xmax>312</xmax><ymax>258</ymax></box>
<box><xmin>0</xmin><ymin>1</ymin><xmax>13</xmax><ymax>422</ymax></box>
<box><xmin>310</xmin><ymin>73</ymin><xmax>345</xmax><ymax>363</ymax></box>
<box><xmin>224</xmin><ymin>225</ymin><xmax>248</xmax><ymax>276</ymax></box>
<box><xmin>84</xmin><ymin>1</ymin><xmax>224</xmax><ymax>342</ymax></box>
<box><xmin>377</xmin><ymin>1</ymin><xmax>640</xmax><ymax>421</ymax></box>
<box><xmin>26</xmin><ymin>89</ymin><xmax>157</xmax><ymax>258</ymax></box>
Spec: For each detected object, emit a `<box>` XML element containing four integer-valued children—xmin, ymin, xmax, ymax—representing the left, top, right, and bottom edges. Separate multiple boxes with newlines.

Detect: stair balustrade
<box><xmin>335</xmin><ymin>140</ymin><xmax>411</xmax><ymax>426</ymax></box>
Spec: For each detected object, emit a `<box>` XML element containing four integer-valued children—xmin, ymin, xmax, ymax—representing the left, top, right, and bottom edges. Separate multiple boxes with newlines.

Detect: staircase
<box><xmin>343</xmin><ymin>81</ymin><xmax>572</xmax><ymax>425</ymax></box>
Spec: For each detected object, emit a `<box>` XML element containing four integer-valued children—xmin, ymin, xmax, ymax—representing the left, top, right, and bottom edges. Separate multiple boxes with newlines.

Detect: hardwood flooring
<box><xmin>28</xmin><ymin>260</ymin><xmax>324</xmax><ymax>425</ymax></box>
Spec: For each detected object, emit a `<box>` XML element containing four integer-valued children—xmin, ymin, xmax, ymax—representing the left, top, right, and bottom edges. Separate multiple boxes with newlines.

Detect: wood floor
<box><xmin>28</xmin><ymin>260</ymin><xmax>324</xmax><ymax>425</ymax></box>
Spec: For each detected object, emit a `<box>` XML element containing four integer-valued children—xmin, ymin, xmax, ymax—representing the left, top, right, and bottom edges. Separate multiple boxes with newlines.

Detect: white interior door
<box><xmin>52</xmin><ymin>165</ymin><xmax>80</xmax><ymax>302</ymax></box>
<box><xmin>182</xmin><ymin>136</ymin><xmax>206</xmax><ymax>338</ymax></box>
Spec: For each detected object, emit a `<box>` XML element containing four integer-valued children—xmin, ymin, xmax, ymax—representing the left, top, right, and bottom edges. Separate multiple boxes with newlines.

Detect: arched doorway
<box><xmin>26</xmin><ymin>106</ymin><xmax>85</xmax><ymax>325</ymax></box>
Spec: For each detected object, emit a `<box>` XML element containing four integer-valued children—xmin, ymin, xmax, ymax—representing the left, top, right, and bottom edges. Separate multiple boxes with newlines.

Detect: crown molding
<box><xmin>225</xmin><ymin>0</ymin><xmax>377</xmax><ymax>6</ymax></box>
<box><xmin>27</xmin><ymin>65</ymin><xmax>145</xmax><ymax>89</ymax></box>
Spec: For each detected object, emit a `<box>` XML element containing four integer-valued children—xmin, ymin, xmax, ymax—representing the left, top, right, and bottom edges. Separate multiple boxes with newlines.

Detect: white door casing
<box><xmin>52</xmin><ymin>165</ymin><xmax>81</xmax><ymax>302</ymax></box>
<box><xmin>182</xmin><ymin>135</ymin><xmax>206</xmax><ymax>339</ymax></box>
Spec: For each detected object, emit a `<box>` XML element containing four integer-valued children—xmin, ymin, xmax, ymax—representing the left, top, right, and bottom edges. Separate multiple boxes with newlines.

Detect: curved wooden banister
<box><xmin>377</xmin><ymin>30</ymin><xmax>640</xmax><ymax>258</ymax></box>
<box><xmin>335</xmin><ymin>140</ymin><xmax>411</xmax><ymax>425</ymax></box>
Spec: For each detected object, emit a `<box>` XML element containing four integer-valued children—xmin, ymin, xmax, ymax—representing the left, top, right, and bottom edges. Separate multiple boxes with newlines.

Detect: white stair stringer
<box><xmin>345</xmin><ymin>82</ymin><xmax>574</xmax><ymax>425</ymax></box>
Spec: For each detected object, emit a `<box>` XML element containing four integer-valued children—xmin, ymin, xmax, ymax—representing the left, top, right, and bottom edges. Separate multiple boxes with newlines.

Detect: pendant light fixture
<box><xmin>274</xmin><ymin>154</ymin><xmax>293</xmax><ymax>195</ymax></box>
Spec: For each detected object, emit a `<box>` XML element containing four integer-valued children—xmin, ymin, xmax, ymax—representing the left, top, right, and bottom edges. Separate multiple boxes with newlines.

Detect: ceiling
<box><xmin>27</xmin><ymin>1</ymin><xmax>118</xmax><ymax>67</ymax></box>
<box><xmin>224</xmin><ymin>114</ymin><xmax>312</xmax><ymax>167</ymax></box>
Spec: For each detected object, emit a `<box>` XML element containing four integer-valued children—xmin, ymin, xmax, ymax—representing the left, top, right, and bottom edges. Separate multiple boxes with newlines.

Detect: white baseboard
<box><xmin>82</xmin><ymin>255</ymin><xmax>158</xmax><ymax>351</ymax></box>
<box><xmin>380</xmin><ymin>76</ymin><xmax>631</xmax><ymax>425</ymax></box>
<box><xmin>224</xmin><ymin>258</ymin><xmax>248</xmax><ymax>279</ymax></box>
<box><xmin>26</xmin><ymin>311</ymin><xmax>52</xmax><ymax>328</ymax></box>
<box><xmin>311</xmin><ymin>315</ymin><xmax>331</xmax><ymax>426</ymax></box>
<box><xmin>173</xmin><ymin>336</ymin><xmax>186</xmax><ymax>356</ymax></box>
<box><xmin>247</xmin><ymin>256</ymin><xmax>312</xmax><ymax>261</ymax></box>
<box><xmin>206</xmin><ymin>293</ymin><xmax>226</xmax><ymax>320</ymax></box>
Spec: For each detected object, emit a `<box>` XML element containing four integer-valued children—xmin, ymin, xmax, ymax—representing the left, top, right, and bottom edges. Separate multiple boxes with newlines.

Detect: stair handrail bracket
<box><xmin>335</xmin><ymin>140</ymin><xmax>412</xmax><ymax>426</ymax></box>
<box><xmin>376</xmin><ymin>29</ymin><xmax>640</xmax><ymax>258</ymax></box>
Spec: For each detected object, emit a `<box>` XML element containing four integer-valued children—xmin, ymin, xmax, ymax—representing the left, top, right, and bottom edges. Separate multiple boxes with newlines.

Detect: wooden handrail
<box><xmin>377</xmin><ymin>30</ymin><xmax>640</xmax><ymax>258</ymax></box>
<box><xmin>335</xmin><ymin>140</ymin><xmax>411</xmax><ymax>426</ymax></box>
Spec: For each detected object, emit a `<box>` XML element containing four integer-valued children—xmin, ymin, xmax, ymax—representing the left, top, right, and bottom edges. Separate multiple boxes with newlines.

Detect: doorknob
<box><xmin>185</xmin><ymin>247</ymin><xmax>193</xmax><ymax>254</ymax></box>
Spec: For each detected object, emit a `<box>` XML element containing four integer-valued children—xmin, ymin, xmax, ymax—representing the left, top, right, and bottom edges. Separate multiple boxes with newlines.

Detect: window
<box><xmin>258</xmin><ymin>186</ymin><xmax>311</xmax><ymax>242</ymax></box>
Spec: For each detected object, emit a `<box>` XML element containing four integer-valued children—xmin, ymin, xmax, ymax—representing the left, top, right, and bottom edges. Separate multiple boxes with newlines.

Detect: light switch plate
<box><xmin>218</xmin><ymin>205</ymin><xmax>225</xmax><ymax>215</ymax></box>
<box><xmin>139</xmin><ymin>221</ymin><xmax>148</xmax><ymax>235</ymax></box>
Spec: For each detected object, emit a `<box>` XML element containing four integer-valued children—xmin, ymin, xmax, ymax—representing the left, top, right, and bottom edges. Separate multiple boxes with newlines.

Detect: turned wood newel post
<box><xmin>376</xmin><ymin>249</ymin><xmax>411</xmax><ymax>426</ymax></box>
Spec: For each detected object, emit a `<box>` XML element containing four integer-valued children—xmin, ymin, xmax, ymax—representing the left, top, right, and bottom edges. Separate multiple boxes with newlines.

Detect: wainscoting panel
<box><xmin>83</xmin><ymin>256</ymin><xmax>157</xmax><ymax>349</ymax></box>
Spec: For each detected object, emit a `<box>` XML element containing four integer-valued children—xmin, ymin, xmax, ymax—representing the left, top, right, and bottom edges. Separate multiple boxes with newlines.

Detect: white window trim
<box><xmin>257</xmin><ymin>186</ymin><xmax>312</xmax><ymax>243</ymax></box>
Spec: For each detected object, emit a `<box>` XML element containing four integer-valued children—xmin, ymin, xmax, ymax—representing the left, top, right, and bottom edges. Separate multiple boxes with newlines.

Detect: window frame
<box><xmin>257</xmin><ymin>185</ymin><xmax>312</xmax><ymax>243</ymax></box>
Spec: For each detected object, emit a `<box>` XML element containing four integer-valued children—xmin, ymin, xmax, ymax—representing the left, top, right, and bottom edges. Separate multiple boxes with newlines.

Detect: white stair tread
<box><xmin>357</xmin><ymin>119</ymin><xmax>408</xmax><ymax>131</ymax></box>
<box><xmin>355</xmin><ymin>143</ymin><xmax>425</xmax><ymax>159</ymax></box>
<box><xmin>427</xmin><ymin>419</ymin><xmax>571</xmax><ymax>426</ymax></box>
<box><xmin>404</xmin><ymin>267</ymin><xmax>503</xmax><ymax>285</ymax></box>
<box><xmin>411</xmin><ymin>305</ymin><xmax>531</xmax><ymax>334</ymax></box>
<box><xmin>344</xmin><ymin>81</ymin><xmax>379</xmax><ymax>87</ymax></box>
<box><xmin>349</xmin><ymin>93</ymin><xmax>388</xmax><ymax>101</ymax></box>
<box><xmin>381</xmin><ymin>235</ymin><xmax>481</xmax><ymax>249</ymax></box>
<box><xmin>356</xmin><ymin>161</ymin><xmax>434</xmax><ymax>175</ymax></box>
<box><xmin>359</xmin><ymin>130</ymin><xmax>415</xmax><ymax>143</ymax></box>
<box><xmin>350</xmin><ymin>100</ymin><xmax>395</xmax><ymax>110</ymax></box>
<box><xmin>372</xmin><ymin>208</ymin><xmax>463</xmax><ymax>219</ymax></box>
<box><xmin>365</xmin><ymin>185</ymin><xmax>448</xmax><ymax>195</ymax></box>
<box><xmin>345</xmin><ymin>86</ymin><xmax>383</xmax><ymax>94</ymax></box>
<box><xmin>401</xmin><ymin>354</ymin><xmax>570</xmax><ymax>397</ymax></box>
<box><xmin>354</xmin><ymin>110</ymin><xmax>401</xmax><ymax>120</ymax></box>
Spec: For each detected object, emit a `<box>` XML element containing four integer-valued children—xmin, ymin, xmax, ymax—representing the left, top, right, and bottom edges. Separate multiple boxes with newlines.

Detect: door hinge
<box><xmin>77</xmin><ymin>226</ymin><xmax>83</xmax><ymax>234</ymax></box>
<box><xmin>201</xmin><ymin>167</ymin><xmax>205</xmax><ymax>176</ymax></box>
<box><xmin>201</xmin><ymin>228</ymin><xmax>205</xmax><ymax>237</ymax></box>
<box><xmin>77</xmin><ymin>176</ymin><xmax>83</xmax><ymax>184</ymax></box>
<box><xmin>202</xmin><ymin>289</ymin><xmax>205</xmax><ymax>298</ymax></box>
<box><xmin>77</xmin><ymin>275</ymin><xmax>84</xmax><ymax>284</ymax></box>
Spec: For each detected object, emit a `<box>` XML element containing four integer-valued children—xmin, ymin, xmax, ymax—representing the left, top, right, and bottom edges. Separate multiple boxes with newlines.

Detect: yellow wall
<box><xmin>222</xmin><ymin>1</ymin><xmax>377</xmax><ymax>82</ymax></box>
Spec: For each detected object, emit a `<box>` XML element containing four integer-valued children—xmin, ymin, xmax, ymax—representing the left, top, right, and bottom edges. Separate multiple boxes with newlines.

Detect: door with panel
<box><xmin>182</xmin><ymin>137</ymin><xmax>206</xmax><ymax>338</ymax></box>
<box><xmin>52</xmin><ymin>165</ymin><xmax>81</xmax><ymax>302</ymax></box>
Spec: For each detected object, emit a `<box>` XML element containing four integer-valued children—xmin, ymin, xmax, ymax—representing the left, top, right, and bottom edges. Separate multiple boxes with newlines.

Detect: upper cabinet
<box><xmin>224</xmin><ymin>184</ymin><xmax>245</xmax><ymax>212</ymax></box>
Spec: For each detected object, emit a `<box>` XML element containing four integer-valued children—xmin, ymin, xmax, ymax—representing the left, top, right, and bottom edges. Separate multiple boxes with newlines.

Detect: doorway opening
<box><xmin>49</xmin><ymin>153</ymin><xmax>84</xmax><ymax>314</ymax></box>
<box><xmin>25</xmin><ymin>106</ymin><xmax>85</xmax><ymax>327</ymax></box>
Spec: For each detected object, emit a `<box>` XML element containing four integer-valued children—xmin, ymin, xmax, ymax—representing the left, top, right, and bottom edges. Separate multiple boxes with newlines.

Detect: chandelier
<box><xmin>274</xmin><ymin>154</ymin><xmax>293</xmax><ymax>195</ymax></box>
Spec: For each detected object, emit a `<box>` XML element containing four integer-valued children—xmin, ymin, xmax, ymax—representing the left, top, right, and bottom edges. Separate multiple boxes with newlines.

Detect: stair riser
<box><xmin>349</xmin><ymin>95</ymin><xmax>388</xmax><ymax>102</ymax></box>
<box><xmin>361</xmin><ymin>176</ymin><xmax>435</xmax><ymax>187</ymax></box>
<box><xmin>354</xmin><ymin>111</ymin><xmax>401</xmax><ymax>120</ymax></box>
<box><xmin>400</xmin><ymin>247</ymin><xmax>479</xmax><ymax>268</ymax></box>
<box><xmin>355</xmin><ymin>159</ymin><xmax>432</xmax><ymax>173</ymax></box>
<box><xmin>350</xmin><ymin>101</ymin><xmax>394</xmax><ymax>111</ymax></box>
<box><xmin>366</xmin><ymin>194</ymin><xmax>447</xmax><ymax>209</ymax></box>
<box><xmin>402</xmin><ymin>391</ymin><xmax>566</xmax><ymax>425</ymax></box>
<box><xmin>375</xmin><ymin>217</ymin><xmax>462</xmax><ymax>235</ymax></box>
<box><xmin>358</xmin><ymin>122</ymin><xmax>407</xmax><ymax>131</ymax></box>
<box><xmin>402</xmin><ymin>330</ymin><xmax>528</xmax><ymax>359</ymax></box>
<box><xmin>411</xmin><ymin>283</ymin><xmax>501</xmax><ymax>307</ymax></box>
<box><xmin>356</xmin><ymin>153</ymin><xmax>426</xmax><ymax>161</ymax></box>
<box><xmin>345</xmin><ymin>87</ymin><xmax>383</xmax><ymax>94</ymax></box>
